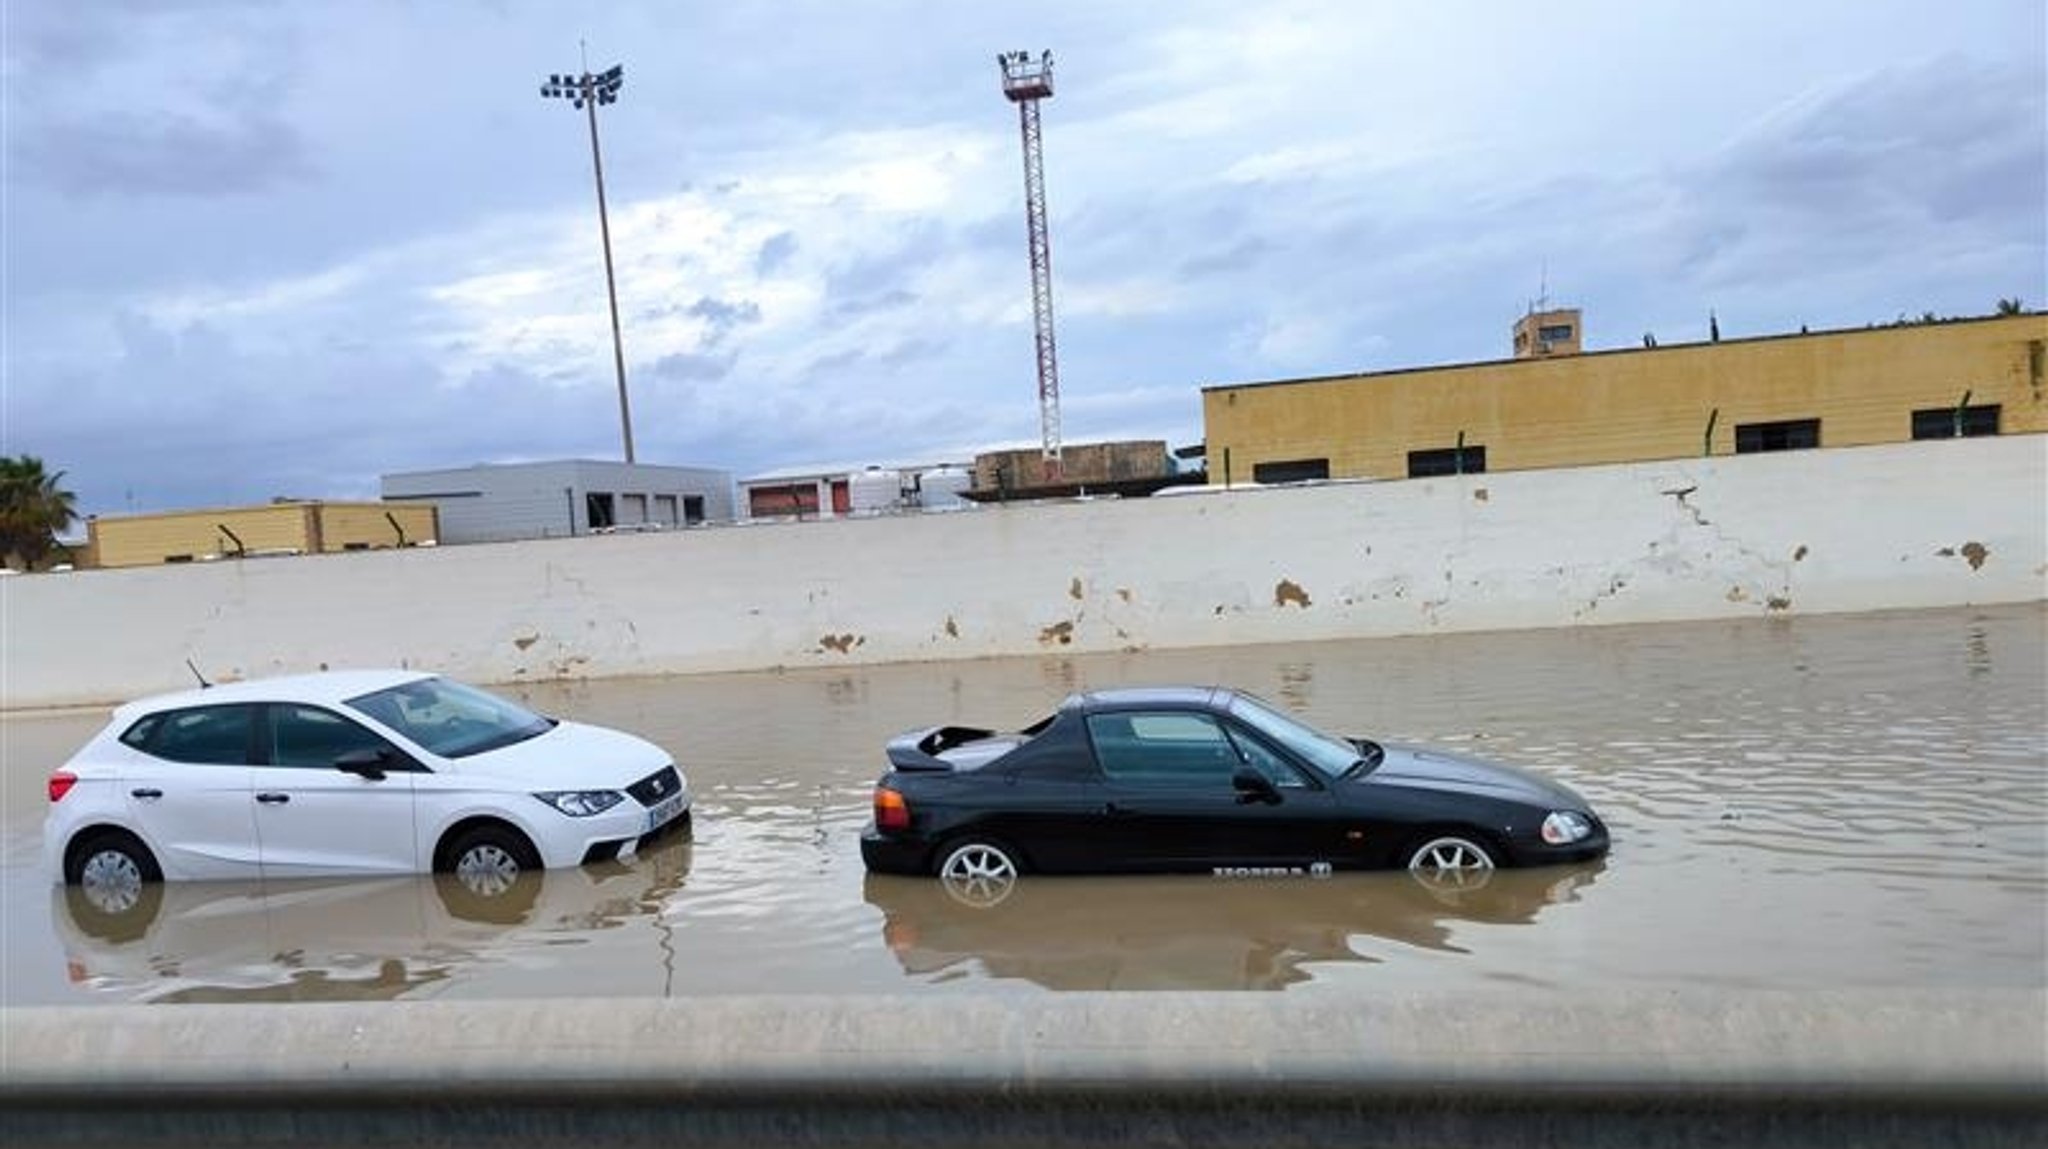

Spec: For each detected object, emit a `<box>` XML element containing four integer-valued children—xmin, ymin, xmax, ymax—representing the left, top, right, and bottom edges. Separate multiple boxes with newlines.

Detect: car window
<box><xmin>118</xmin><ymin>713</ymin><xmax>164</xmax><ymax>751</ymax></box>
<box><xmin>269</xmin><ymin>704</ymin><xmax>399</xmax><ymax>769</ymax></box>
<box><xmin>1225</xmin><ymin>725</ymin><xmax>1317</xmax><ymax>789</ymax></box>
<box><xmin>141</xmin><ymin>704</ymin><xmax>256</xmax><ymax>765</ymax></box>
<box><xmin>1088</xmin><ymin>711</ymin><xmax>1237</xmax><ymax>787</ymax></box>
<box><xmin>1225</xmin><ymin>692</ymin><xmax>1363</xmax><ymax>780</ymax></box>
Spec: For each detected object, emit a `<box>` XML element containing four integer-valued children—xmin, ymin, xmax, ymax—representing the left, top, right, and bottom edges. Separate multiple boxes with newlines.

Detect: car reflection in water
<box><xmin>863</xmin><ymin>859</ymin><xmax>1604</xmax><ymax>991</ymax></box>
<box><xmin>54</xmin><ymin>832</ymin><xmax>693</xmax><ymax>1004</ymax></box>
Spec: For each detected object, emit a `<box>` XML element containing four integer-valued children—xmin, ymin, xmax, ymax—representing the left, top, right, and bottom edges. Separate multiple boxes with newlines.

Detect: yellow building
<box><xmin>84</xmin><ymin>501</ymin><xmax>438</xmax><ymax>570</ymax></box>
<box><xmin>1201</xmin><ymin>313</ymin><xmax>2047</xmax><ymax>484</ymax></box>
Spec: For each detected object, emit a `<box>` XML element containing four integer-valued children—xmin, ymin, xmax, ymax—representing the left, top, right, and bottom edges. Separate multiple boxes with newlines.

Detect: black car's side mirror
<box><xmin>1232</xmin><ymin>767</ymin><xmax>1281</xmax><ymax>804</ymax></box>
<box><xmin>335</xmin><ymin>748</ymin><xmax>390</xmax><ymax>781</ymax></box>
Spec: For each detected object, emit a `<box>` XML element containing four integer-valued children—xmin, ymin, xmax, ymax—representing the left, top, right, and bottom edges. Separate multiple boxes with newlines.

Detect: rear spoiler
<box><xmin>885</xmin><ymin>726</ymin><xmax>996</xmax><ymax>772</ymax></box>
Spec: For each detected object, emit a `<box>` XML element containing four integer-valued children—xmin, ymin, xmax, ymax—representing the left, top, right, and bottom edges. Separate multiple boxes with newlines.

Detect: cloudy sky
<box><xmin>3</xmin><ymin>1</ymin><xmax>2042</xmax><ymax>517</ymax></box>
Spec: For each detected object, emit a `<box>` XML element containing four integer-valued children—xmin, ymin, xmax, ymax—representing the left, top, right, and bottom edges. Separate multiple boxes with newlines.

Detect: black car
<box><xmin>860</xmin><ymin>686</ymin><xmax>1609</xmax><ymax>884</ymax></box>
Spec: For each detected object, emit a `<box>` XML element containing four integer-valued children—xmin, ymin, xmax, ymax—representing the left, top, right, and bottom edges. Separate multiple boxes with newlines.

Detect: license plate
<box><xmin>645</xmin><ymin>794</ymin><xmax>685</xmax><ymax>834</ymax></box>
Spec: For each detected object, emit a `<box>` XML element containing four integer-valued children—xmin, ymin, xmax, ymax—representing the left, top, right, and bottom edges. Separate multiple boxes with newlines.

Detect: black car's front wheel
<box><xmin>1404</xmin><ymin>832</ymin><xmax>1497</xmax><ymax>885</ymax></box>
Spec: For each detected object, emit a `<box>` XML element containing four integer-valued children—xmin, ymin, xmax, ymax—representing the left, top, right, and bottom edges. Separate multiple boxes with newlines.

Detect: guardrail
<box><xmin>4</xmin><ymin>990</ymin><xmax>2042</xmax><ymax>1147</ymax></box>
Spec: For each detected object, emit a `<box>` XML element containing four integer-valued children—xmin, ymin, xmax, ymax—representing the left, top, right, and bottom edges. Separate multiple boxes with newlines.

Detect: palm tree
<box><xmin>1995</xmin><ymin>297</ymin><xmax>2024</xmax><ymax>316</ymax></box>
<box><xmin>0</xmin><ymin>455</ymin><xmax>79</xmax><ymax>570</ymax></box>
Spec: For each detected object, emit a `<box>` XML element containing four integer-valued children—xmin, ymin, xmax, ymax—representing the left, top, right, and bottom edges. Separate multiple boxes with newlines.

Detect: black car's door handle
<box><xmin>1103</xmin><ymin>802</ymin><xmax>1137</xmax><ymax>816</ymax></box>
<box><xmin>255</xmin><ymin>793</ymin><xmax>291</xmax><ymax>805</ymax></box>
<box><xmin>130</xmin><ymin>788</ymin><xmax>162</xmax><ymax>800</ymax></box>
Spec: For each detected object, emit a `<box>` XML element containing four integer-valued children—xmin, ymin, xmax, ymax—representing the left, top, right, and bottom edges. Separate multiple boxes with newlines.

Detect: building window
<box><xmin>1538</xmin><ymin>324</ymin><xmax>1574</xmax><ymax>342</ymax></box>
<box><xmin>1734</xmin><ymin>419</ymin><xmax>1820</xmax><ymax>453</ymax></box>
<box><xmin>1407</xmin><ymin>445</ymin><xmax>1487</xmax><ymax>477</ymax></box>
<box><xmin>585</xmin><ymin>492</ymin><xmax>616</xmax><ymax>530</ymax></box>
<box><xmin>1911</xmin><ymin>404</ymin><xmax>2001</xmax><ymax>440</ymax></box>
<box><xmin>1251</xmin><ymin>458</ymin><xmax>1330</xmax><ymax>484</ymax></box>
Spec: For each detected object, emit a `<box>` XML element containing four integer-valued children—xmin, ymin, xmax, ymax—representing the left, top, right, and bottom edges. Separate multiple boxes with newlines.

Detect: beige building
<box><xmin>1202</xmin><ymin>313</ymin><xmax>2047</xmax><ymax>484</ymax></box>
<box><xmin>85</xmin><ymin>501</ymin><xmax>438</xmax><ymax>570</ymax></box>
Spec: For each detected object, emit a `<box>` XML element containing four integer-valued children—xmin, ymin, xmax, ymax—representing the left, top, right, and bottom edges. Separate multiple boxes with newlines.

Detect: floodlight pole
<box><xmin>584</xmin><ymin>90</ymin><xmax>634</xmax><ymax>464</ymax></box>
<box><xmin>541</xmin><ymin>63</ymin><xmax>635</xmax><ymax>464</ymax></box>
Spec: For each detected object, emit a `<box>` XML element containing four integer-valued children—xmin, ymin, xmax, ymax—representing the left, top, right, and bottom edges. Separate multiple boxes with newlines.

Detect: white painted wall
<box><xmin>6</xmin><ymin>437</ymin><xmax>2042</xmax><ymax>711</ymax></box>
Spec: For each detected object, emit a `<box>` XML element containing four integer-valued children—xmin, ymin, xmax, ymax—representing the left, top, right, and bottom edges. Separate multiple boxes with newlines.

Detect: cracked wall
<box><xmin>6</xmin><ymin>437</ymin><xmax>2044</xmax><ymax>709</ymax></box>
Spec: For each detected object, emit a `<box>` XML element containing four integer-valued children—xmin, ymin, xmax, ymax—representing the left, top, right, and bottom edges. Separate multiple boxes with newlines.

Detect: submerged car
<box><xmin>44</xmin><ymin>670</ymin><xmax>691</xmax><ymax>910</ymax></box>
<box><xmin>860</xmin><ymin>686</ymin><xmax>1607</xmax><ymax>882</ymax></box>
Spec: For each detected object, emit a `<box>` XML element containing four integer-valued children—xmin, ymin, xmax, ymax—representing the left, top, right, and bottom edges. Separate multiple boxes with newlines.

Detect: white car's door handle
<box><xmin>255</xmin><ymin>793</ymin><xmax>291</xmax><ymax>805</ymax></box>
<box><xmin>130</xmin><ymin>788</ymin><xmax>162</xmax><ymax>800</ymax></box>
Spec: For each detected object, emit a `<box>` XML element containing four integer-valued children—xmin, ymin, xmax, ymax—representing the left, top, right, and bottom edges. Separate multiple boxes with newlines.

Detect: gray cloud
<box><xmin>17</xmin><ymin>112</ymin><xmax>315</xmax><ymax>198</ymax></box>
<box><xmin>648</xmin><ymin>350</ymin><xmax>739</xmax><ymax>382</ymax></box>
<box><xmin>1179</xmin><ymin>236</ymin><xmax>1269</xmax><ymax>277</ymax></box>
<box><xmin>684</xmin><ymin>297</ymin><xmax>763</xmax><ymax>344</ymax></box>
<box><xmin>754</xmin><ymin>231</ymin><xmax>798</xmax><ymax>275</ymax></box>
<box><xmin>830</xmin><ymin>288</ymin><xmax>920</xmax><ymax>318</ymax></box>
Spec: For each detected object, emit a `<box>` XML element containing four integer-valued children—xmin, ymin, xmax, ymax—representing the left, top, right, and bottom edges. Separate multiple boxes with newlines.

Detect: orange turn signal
<box><xmin>873</xmin><ymin>786</ymin><xmax>911</xmax><ymax>832</ymax></box>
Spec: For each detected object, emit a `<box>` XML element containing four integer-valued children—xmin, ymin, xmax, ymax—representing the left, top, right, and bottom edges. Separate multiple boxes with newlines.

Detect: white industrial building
<box><xmin>736</xmin><ymin>464</ymin><xmax>974</xmax><ymax>520</ymax></box>
<box><xmin>381</xmin><ymin>460</ymin><xmax>735</xmax><ymax>544</ymax></box>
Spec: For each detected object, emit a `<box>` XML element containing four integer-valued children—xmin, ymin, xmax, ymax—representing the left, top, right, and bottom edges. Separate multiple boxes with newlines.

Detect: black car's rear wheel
<box><xmin>1404</xmin><ymin>832</ymin><xmax>1497</xmax><ymax>889</ymax></box>
<box><xmin>935</xmin><ymin>838</ymin><xmax>1022</xmax><ymax>907</ymax></box>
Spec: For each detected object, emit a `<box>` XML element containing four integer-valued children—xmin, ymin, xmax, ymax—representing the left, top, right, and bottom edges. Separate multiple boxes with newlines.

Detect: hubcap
<box><xmin>455</xmin><ymin>843</ymin><xmax>520</xmax><ymax>897</ymax></box>
<box><xmin>79</xmin><ymin>850</ymin><xmax>144</xmax><ymax>914</ymax></box>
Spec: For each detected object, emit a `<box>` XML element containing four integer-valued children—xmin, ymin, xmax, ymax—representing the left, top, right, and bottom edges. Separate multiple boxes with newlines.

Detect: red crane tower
<box><xmin>998</xmin><ymin>49</ymin><xmax>1063</xmax><ymax>484</ymax></box>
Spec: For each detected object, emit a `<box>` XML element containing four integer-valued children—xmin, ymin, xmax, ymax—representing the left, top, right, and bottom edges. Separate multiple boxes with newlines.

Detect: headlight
<box><xmin>535</xmin><ymin>790</ymin><xmax>625</xmax><ymax>817</ymax></box>
<box><xmin>1541</xmin><ymin>810</ymin><xmax>1593</xmax><ymax>844</ymax></box>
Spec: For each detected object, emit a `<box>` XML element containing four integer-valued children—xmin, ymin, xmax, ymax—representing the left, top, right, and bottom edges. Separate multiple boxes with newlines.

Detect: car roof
<box><xmin>1065</xmin><ymin>686</ymin><xmax>1231</xmax><ymax>711</ymax></box>
<box><xmin>115</xmin><ymin>669</ymin><xmax>438</xmax><ymax>719</ymax></box>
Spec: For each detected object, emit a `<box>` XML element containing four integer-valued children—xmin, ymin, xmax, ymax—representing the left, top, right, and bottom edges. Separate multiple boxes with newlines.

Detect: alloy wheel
<box><xmin>939</xmin><ymin>842</ymin><xmax>1018</xmax><ymax>906</ymax></box>
<box><xmin>1407</xmin><ymin>835</ymin><xmax>1496</xmax><ymax>891</ymax></box>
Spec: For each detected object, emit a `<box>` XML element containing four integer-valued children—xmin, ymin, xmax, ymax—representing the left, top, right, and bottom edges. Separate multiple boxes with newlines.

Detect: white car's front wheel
<box><xmin>439</xmin><ymin>823</ymin><xmax>541</xmax><ymax>894</ymax></box>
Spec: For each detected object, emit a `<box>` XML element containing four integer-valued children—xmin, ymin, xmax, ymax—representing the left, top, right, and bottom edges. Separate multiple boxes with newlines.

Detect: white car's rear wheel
<box><xmin>65</xmin><ymin>829</ymin><xmax>162</xmax><ymax>907</ymax></box>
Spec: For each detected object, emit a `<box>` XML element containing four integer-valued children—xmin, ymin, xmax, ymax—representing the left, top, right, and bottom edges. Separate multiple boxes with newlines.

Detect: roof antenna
<box><xmin>186</xmin><ymin>659</ymin><xmax>212</xmax><ymax>689</ymax></box>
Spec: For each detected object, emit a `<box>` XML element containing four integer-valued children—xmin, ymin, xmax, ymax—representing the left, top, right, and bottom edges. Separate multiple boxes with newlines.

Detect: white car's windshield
<box><xmin>346</xmin><ymin>677</ymin><xmax>554</xmax><ymax>759</ymax></box>
<box><xmin>1226</xmin><ymin>691</ymin><xmax>1369</xmax><ymax>779</ymax></box>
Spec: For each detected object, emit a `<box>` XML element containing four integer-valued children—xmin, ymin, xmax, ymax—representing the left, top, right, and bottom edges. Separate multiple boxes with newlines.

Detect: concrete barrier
<box><xmin>3</xmin><ymin>436</ymin><xmax>2043</xmax><ymax>711</ymax></box>
<box><xmin>2</xmin><ymin>991</ymin><xmax>2042</xmax><ymax>1146</ymax></box>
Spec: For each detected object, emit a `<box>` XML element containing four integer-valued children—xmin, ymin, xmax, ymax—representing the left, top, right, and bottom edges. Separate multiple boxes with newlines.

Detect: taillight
<box><xmin>873</xmin><ymin>785</ymin><xmax>911</xmax><ymax>832</ymax></box>
<box><xmin>47</xmin><ymin>771</ymin><xmax>77</xmax><ymax>803</ymax></box>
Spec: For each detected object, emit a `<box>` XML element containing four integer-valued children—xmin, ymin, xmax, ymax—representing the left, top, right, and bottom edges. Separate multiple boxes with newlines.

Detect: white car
<box><xmin>43</xmin><ymin>670</ymin><xmax>691</xmax><ymax>912</ymax></box>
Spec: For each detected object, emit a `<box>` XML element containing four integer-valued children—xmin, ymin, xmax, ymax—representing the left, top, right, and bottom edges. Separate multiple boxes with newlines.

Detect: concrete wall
<box><xmin>3</xmin><ymin>990</ymin><xmax>2041</xmax><ymax>1146</ymax></box>
<box><xmin>4</xmin><ymin>436</ymin><xmax>2042</xmax><ymax>711</ymax></box>
<box><xmin>1205</xmin><ymin>313</ymin><xmax>2048</xmax><ymax>481</ymax></box>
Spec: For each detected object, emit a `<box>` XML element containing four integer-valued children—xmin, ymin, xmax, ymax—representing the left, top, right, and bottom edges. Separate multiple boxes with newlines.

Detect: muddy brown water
<box><xmin>1</xmin><ymin>604</ymin><xmax>2041</xmax><ymax>1004</ymax></box>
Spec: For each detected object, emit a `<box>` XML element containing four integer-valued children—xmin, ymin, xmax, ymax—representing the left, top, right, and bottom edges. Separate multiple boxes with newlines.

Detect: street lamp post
<box><xmin>540</xmin><ymin>63</ymin><xmax>635</xmax><ymax>464</ymax></box>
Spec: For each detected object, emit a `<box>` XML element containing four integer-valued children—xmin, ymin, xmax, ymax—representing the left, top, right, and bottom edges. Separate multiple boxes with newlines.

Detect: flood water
<box><xmin>2</xmin><ymin>603</ymin><xmax>2042</xmax><ymax>1005</ymax></box>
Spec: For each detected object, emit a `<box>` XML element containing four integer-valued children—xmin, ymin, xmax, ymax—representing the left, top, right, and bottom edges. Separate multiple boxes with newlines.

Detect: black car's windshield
<box><xmin>346</xmin><ymin>677</ymin><xmax>555</xmax><ymax>759</ymax></box>
<box><xmin>1226</xmin><ymin>691</ymin><xmax>1374</xmax><ymax>780</ymax></box>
